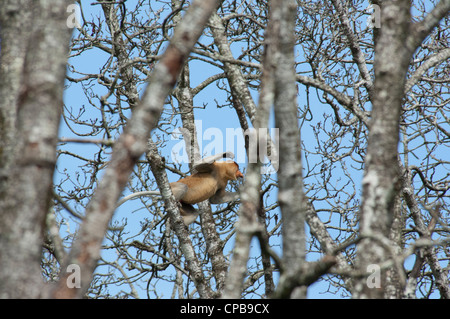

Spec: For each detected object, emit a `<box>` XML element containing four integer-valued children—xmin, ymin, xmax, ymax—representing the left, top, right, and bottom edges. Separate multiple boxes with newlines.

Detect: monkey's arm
<box><xmin>209</xmin><ymin>188</ymin><xmax>240</xmax><ymax>204</ymax></box>
<box><xmin>193</xmin><ymin>152</ymin><xmax>235</xmax><ymax>172</ymax></box>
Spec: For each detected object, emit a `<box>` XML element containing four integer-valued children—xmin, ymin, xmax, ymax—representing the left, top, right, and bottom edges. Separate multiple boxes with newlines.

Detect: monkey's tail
<box><xmin>116</xmin><ymin>191</ymin><xmax>161</xmax><ymax>207</ymax></box>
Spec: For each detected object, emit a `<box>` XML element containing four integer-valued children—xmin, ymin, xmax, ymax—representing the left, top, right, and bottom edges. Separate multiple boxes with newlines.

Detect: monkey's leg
<box><xmin>179</xmin><ymin>202</ymin><xmax>199</xmax><ymax>225</ymax></box>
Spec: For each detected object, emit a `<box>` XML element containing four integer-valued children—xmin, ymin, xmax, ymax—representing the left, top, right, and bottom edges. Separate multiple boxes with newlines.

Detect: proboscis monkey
<box><xmin>169</xmin><ymin>152</ymin><xmax>244</xmax><ymax>225</ymax></box>
<box><xmin>116</xmin><ymin>152</ymin><xmax>243</xmax><ymax>225</ymax></box>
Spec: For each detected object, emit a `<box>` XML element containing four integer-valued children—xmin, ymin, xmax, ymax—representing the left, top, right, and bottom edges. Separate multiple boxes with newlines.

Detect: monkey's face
<box><xmin>231</xmin><ymin>161</ymin><xmax>244</xmax><ymax>180</ymax></box>
<box><xmin>220</xmin><ymin>161</ymin><xmax>244</xmax><ymax>181</ymax></box>
<box><xmin>235</xmin><ymin>165</ymin><xmax>244</xmax><ymax>179</ymax></box>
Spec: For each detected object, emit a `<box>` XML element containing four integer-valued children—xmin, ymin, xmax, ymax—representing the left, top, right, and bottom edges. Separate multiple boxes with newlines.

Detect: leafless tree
<box><xmin>0</xmin><ymin>0</ymin><xmax>449</xmax><ymax>299</ymax></box>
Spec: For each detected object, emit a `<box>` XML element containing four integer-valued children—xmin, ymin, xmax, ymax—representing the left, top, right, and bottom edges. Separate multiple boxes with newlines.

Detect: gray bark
<box><xmin>0</xmin><ymin>0</ymin><xmax>73</xmax><ymax>298</ymax></box>
<box><xmin>353</xmin><ymin>0</ymin><xmax>450</xmax><ymax>298</ymax></box>
<box><xmin>272</xmin><ymin>0</ymin><xmax>307</xmax><ymax>299</ymax></box>
<box><xmin>51</xmin><ymin>0</ymin><xmax>221</xmax><ymax>298</ymax></box>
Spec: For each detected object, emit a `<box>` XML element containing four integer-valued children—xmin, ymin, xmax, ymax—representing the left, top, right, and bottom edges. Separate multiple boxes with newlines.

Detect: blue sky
<box><xmin>57</xmin><ymin>0</ymin><xmax>357</xmax><ymax>299</ymax></box>
<box><xmin>57</xmin><ymin>0</ymin><xmax>450</xmax><ymax>299</ymax></box>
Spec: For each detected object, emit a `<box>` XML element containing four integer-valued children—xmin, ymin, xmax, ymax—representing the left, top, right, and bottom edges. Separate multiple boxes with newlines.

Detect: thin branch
<box><xmin>50</xmin><ymin>0</ymin><xmax>221</xmax><ymax>298</ymax></box>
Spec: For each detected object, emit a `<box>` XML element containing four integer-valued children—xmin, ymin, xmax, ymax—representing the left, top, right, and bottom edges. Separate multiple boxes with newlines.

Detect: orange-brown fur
<box><xmin>171</xmin><ymin>161</ymin><xmax>243</xmax><ymax>204</ymax></box>
<box><xmin>169</xmin><ymin>160</ymin><xmax>243</xmax><ymax>225</ymax></box>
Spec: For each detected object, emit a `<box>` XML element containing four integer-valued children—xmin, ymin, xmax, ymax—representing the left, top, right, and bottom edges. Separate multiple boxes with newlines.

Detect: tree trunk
<box><xmin>272</xmin><ymin>0</ymin><xmax>307</xmax><ymax>299</ymax></box>
<box><xmin>354</xmin><ymin>0</ymin><xmax>414</xmax><ymax>298</ymax></box>
<box><xmin>0</xmin><ymin>0</ymin><xmax>73</xmax><ymax>298</ymax></box>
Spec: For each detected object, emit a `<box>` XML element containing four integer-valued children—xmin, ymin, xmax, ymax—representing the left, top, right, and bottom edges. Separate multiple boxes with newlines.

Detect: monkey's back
<box><xmin>177</xmin><ymin>173</ymin><xmax>218</xmax><ymax>204</ymax></box>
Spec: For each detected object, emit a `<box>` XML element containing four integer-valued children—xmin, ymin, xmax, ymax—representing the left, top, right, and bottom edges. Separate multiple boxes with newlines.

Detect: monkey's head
<box><xmin>234</xmin><ymin>162</ymin><xmax>244</xmax><ymax>179</ymax></box>
<box><xmin>220</xmin><ymin>160</ymin><xmax>244</xmax><ymax>181</ymax></box>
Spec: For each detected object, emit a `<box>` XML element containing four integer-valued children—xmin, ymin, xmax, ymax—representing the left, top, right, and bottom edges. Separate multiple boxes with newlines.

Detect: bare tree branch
<box><xmin>51</xmin><ymin>0</ymin><xmax>221</xmax><ymax>298</ymax></box>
